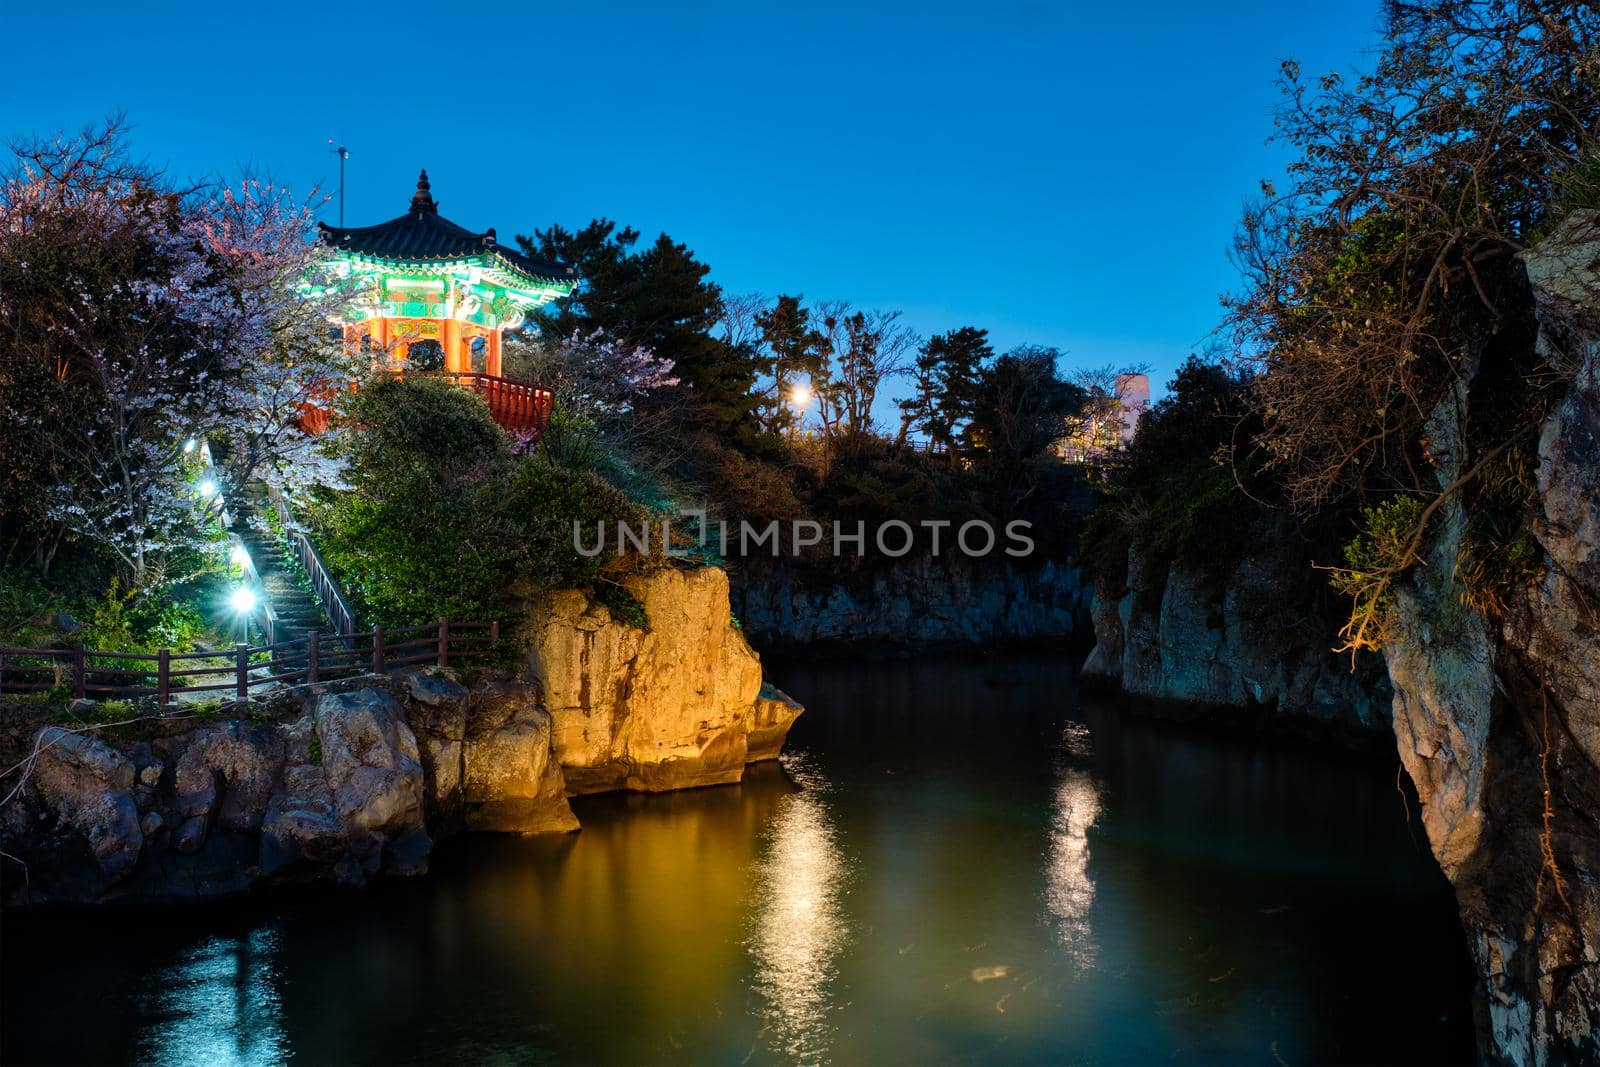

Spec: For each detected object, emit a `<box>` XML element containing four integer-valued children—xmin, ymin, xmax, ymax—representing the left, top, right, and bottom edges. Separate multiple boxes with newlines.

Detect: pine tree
<box><xmin>754</xmin><ymin>294</ymin><xmax>820</xmax><ymax>433</ymax></box>
<box><xmin>899</xmin><ymin>326</ymin><xmax>993</xmax><ymax>456</ymax></box>
<box><xmin>517</xmin><ymin>220</ymin><xmax>759</xmax><ymax>433</ymax></box>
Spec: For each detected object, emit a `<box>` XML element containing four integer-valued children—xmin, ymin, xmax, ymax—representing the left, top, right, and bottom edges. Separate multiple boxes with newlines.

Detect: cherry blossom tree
<box><xmin>500</xmin><ymin>327</ymin><xmax>682</xmax><ymax>475</ymax></box>
<box><xmin>0</xmin><ymin>119</ymin><xmax>349</xmax><ymax>592</ymax></box>
<box><xmin>504</xmin><ymin>328</ymin><xmax>678</xmax><ymax>421</ymax></box>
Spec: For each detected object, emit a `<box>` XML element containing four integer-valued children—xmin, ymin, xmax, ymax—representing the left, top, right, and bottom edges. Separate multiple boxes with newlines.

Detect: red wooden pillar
<box><xmin>486</xmin><ymin>330</ymin><xmax>503</xmax><ymax>378</ymax></box>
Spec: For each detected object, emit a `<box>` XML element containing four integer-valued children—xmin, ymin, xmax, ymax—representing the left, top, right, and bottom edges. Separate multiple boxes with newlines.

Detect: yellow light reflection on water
<box><xmin>748</xmin><ymin>755</ymin><xmax>848</xmax><ymax>1063</ymax></box>
<box><xmin>1045</xmin><ymin>723</ymin><xmax>1101</xmax><ymax>968</ymax></box>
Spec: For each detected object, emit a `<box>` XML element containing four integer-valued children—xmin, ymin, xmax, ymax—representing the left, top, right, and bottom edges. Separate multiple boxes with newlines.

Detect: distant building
<box><xmin>1055</xmin><ymin>372</ymin><xmax>1150</xmax><ymax>465</ymax></box>
<box><xmin>1114</xmin><ymin>372</ymin><xmax>1150</xmax><ymax>442</ymax></box>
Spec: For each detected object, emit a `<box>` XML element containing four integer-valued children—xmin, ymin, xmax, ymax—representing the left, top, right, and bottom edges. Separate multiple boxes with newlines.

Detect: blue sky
<box><xmin>6</xmin><ymin>0</ymin><xmax>1382</xmax><ymax>401</ymax></box>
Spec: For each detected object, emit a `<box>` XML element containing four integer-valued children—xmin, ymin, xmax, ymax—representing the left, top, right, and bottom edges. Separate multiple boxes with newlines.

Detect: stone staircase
<box><xmin>232</xmin><ymin>487</ymin><xmax>332</xmax><ymax>643</ymax></box>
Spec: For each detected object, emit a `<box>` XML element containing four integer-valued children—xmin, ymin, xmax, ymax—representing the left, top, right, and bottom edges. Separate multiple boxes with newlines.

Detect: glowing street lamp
<box><xmin>229</xmin><ymin>586</ymin><xmax>258</xmax><ymax>615</ymax></box>
<box><xmin>789</xmin><ymin>382</ymin><xmax>813</xmax><ymax>410</ymax></box>
<box><xmin>198</xmin><ymin>478</ymin><xmax>218</xmax><ymax>500</ymax></box>
<box><xmin>182</xmin><ymin>438</ymin><xmax>197</xmax><ymax>454</ymax></box>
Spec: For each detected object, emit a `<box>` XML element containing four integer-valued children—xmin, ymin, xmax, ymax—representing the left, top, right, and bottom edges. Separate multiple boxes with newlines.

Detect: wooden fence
<box><xmin>0</xmin><ymin>620</ymin><xmax>500</xmax><ymax>706</ymax></box>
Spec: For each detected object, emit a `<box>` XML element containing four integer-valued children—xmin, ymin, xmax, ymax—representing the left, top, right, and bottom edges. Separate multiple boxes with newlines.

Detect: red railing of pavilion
<box><xmin>421</xmin><ymin>372</ymin><xmax>555</xmax><ymax>438</ymax></box>
<box><xmin>295</xmin><ymin>371</ymin><xmax>555</xmax><ymax>440</ymax></box>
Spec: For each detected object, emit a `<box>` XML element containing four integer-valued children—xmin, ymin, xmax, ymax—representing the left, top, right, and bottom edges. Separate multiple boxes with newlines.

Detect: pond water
<box><xmin>2</xmin><ymin>653</ymin><xmax>1477</xmax><ymax>1065</ymax></box>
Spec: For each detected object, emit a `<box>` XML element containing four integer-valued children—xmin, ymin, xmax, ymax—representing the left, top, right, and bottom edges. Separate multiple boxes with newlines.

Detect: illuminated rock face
<box><xmin>0</xmin><ymin>569</ymin><xmax>795</xmax><ymax>903</ymax></box>
<box><xmin>398</xmin><ymin>675</ymin><xmax>579</xmax><ymax>835</ymax></box>
<box><xmin>523</xmin><ymin>566</ymin><xmax>792</xmax><ymax>793</ymax></box>
<box><xmin>1385</xmin><ymin>213</ymin><xmax>1600</xmax><ymax>1067</ymax></box>
<box><xmin>748</xmin><ymin>684</ymin><xmax>805</xmax><ymax>763</ymax></box>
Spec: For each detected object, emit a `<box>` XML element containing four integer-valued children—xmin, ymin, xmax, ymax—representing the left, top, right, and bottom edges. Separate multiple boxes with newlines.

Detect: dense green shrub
<box><xmin>312</xmin><ymin>378</ymin><xmax>513</xmax><ymax>622</ymax></box>
<box><xmin>78</xmin><ymin>580</ymin><xmax>207</xmax><ymax>653</ymax></box>
<box><xmin>311</xmin><ymin>377</ymin><xmax>652</xmax><ymax>626</ymax></box>
<box><xmin>1</xmin><ymin>563</ymin><xmax>215</xmax><ymax>653</ymax></box>
<box><xmin>504</xmin><ymin>459</ymin><xmax>653</xmax><ymax>593</ymax></box>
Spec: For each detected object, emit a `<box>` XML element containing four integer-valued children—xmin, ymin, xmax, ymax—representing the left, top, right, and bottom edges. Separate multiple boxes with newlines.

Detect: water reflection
<box><xmin>748</xmin><ymin>753</ymin><xmax>848</xmax><ymax>1062</ymax></box>
<box><xmin>1</xmin><ymin>654</ymin><xmax>1478</xmax><ymax>1067</ymax></box>
<box><xmin>1044</xmin><ymin>722</ymin><xmax>1101</xmax><ymax>968</ymax></box>
<box><xmin>136</xmin><ymin>926</ymin><xmax>287</xmax><ymax>1067</ymax></box>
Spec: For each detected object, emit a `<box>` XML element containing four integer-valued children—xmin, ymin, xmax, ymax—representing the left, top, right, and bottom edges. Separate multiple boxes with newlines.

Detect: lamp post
<box><xmin>330</xmin><ymin>142</ymin><xmax>351</xmax><ymax>227</ymax></box>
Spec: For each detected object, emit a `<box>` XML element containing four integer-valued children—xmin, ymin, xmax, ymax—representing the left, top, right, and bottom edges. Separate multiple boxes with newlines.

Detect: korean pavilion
<box><xmin>318</xmin><ymin>170</ymin><xmax>577</xmax><ymax>378</ymax></box>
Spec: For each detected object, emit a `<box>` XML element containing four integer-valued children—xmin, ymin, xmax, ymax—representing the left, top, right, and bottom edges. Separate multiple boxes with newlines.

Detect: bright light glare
<box><xmin>229</xmin><ymin>587</ymin><xmax>257</xmax><ymax>614</ymax></box>
<box><xmin>789</xmin><ymin>383</ymin><xmax>812</xmax><ymax>408</ymax></box>
<box><xmin>198</xmin><ymin>479</ymin><xmax>218</xmax><ymax>499</ymax></box>
<box><xmin>230</xmin><ymin>544</ymin><xmax>252</xmax><ymax>568</ymax></box>
<box><xmin>183</xmin><ymin>438</ymin><xmax>197</xmax><ymax>454</ymax></box>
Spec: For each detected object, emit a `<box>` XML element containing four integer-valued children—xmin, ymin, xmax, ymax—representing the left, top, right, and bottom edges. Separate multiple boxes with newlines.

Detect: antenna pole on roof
<box><xmin>329</xmin><ymin>140</ymin><xmax>351</xmax><ymax>226</ymax></box>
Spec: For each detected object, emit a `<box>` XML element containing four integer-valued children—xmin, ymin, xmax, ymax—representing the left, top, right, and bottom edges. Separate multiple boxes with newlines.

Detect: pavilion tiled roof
<box><xmin>317</xmin><ymin>169</ymin><xmax>575</xmax><ymax>287</ymax></box>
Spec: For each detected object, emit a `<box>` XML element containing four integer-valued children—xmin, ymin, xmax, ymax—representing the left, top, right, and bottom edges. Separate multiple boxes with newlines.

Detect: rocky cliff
<box><xmin>1383</xmin><ymin>212</ymin><xmax>1599</xmax><ymax>1065</ymax></box>
<box><xmin>731</xmin><ymin>558</ymin><xmax>1088</xmax><ymax>649</ymax></box>
<box><xmin>522</xmin><ymin>566</ymin><xmax>800</xmax><ymax>792</ymax></box>
<box><xmin>1082</xmin><ymin>213</ymin><xmax>1600</xmax><ymax>1063</ymax></box>
<box><xmin>0</xmin><ymin>674</ymin><xmax>572</xmax><ymax>904</ymax></box>
<box><xmin>1080</xmin><ymin>542</ymin><xmax>1392</xmax><ymax>737</ymax></box>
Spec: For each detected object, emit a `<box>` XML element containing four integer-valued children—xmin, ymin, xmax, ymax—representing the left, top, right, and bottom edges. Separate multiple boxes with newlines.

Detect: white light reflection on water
<box><xmin>747</xmin><ymin>753</ymin><xmax>849</xmax><ymax>1063</ymax></box>
<box><xmin>1045</xmin><ymin>721</ymin><xmax>1102</xmax><ymax>968</ymax></box>
<box><xmin>135</xmin><ymin>925</ymin><xmax>288</xmax><ymax>1067</ymax></box>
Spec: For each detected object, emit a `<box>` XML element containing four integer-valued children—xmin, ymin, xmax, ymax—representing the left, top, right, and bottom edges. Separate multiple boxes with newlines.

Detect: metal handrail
<box><xmin>267</xmin><ymin>484</ymin><xmax>358</xmax><ymax>636</ymax></box>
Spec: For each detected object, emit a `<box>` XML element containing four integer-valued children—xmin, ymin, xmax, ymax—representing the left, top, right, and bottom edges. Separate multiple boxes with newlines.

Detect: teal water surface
<box><xmin>2</xmin><ymin>653</ymin><xmax>1476</xmax><ymax>1065</ymax></box>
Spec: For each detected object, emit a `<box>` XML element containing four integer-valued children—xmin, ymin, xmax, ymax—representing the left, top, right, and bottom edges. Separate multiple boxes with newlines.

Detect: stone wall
<box><xmin>730</xmin><ymin>557</ymin><xmax>1089</xmax><ymax>649</ymax></box>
